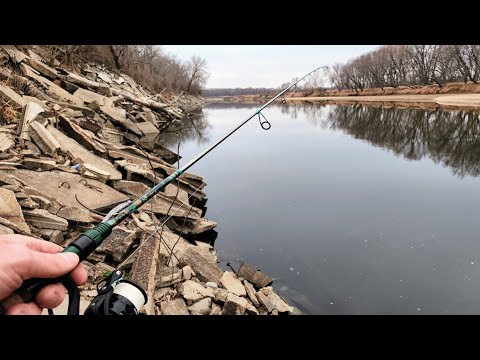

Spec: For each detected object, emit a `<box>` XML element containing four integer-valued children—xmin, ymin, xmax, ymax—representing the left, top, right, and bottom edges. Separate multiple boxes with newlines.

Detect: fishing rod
<box><xmin>0</xmin><ymin>66</ymin><xmax>325</xmax><ymax>315</ymax></box>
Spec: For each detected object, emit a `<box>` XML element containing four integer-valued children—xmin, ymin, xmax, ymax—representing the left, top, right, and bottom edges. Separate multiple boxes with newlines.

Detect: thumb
<box><xmin>21</xmin><ymin>251</ymin><xmax>80</xmax><ymax>280</ymax></box>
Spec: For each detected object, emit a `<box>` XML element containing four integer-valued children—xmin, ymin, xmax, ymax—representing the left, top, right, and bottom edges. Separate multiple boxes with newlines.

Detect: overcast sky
<box><xmin>161</xmin><ymin>45</ymin><xmax>380</xmax><ymax>89</ymax></box>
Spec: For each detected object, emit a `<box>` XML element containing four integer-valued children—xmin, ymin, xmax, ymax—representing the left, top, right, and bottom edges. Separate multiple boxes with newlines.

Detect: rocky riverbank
<box><xmin>0</xmin><ymin>45</ymin><xmax>294</xmax><ymax>315</ymax></box>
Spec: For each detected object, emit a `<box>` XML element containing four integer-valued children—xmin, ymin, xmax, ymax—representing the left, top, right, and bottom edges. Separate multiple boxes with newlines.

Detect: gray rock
<box><xmin>178</xmin><ymin>247</ymin><xmax>223</xmax><ymax>284</ymax></box>
<box><xmin>187</xmin><ymin>297</ymin><xmax>212</xmax><ymax>315</ymax></box>
<box><xmin>212</xmin><ymin>287</ymin><xmax>229</xmax><ymax>303</ymax></box>
<box><xmin>178</xmin><ymin>280</ymin><xmax>214</xmax><ymax>303</ymax></box>
<box><xmin>237</xmin><ymin>262</ymin><xmax>273</xmax><ymax>288</ymax></box>
<box><xmin>161</xmin><ymin>298</ymin><xmax>189</xmax><ymax>315</ymax></box>
<box><xmin>57</xmin><ymin>206</ymin><xmax>95</xmax><ymax>223</ymax></box>
<box><xmin>220</xmin><ymin>271</ymin><xmax>246</xmax><ymax>297</ymax></box>
<box><xmin>96</xmin><ymin>226</ymin><xmax>138</xmax><ymax>262</ymax></box>
<box><xmin>97</xmin><ymin>86</ymin><xmax>112</xmax><ymax>97</ymax></box>
<box><xmin>209</xmin><ymin>303</ymin><xmax>222</xmax><ymax>315</ymax></box>
<box><xmin>182</xmin><ymin>265</ymin><xmax>195</xmax><ymax>280</ymax></box>
<box><xmin>222</xmin><ymin>293</ymin><xmax>248</xmax><ymax>315</ymax></box>
<box><xmin>22</xmin><ymin>158</ymin><xmax>57</xmax><ymax>171</ymax></box>
<box><xmin>206</xmin><ymin>282</ymin><xmax>218</xmax><ymax>288</ymax></box>
<box><xmin>22</xmin><ymin>208</ymin><xmax>67</xmax><ymax>230</ymax></box>
<box><xmin>245</xmin><ymin>303</ymin><xmax>259</xmax><ymax>315</ymax></box>
<box><xmin>257</xmin><ymin>288</ymin><xmax>293</xmax><ymax>313</ymax></box>
<box><xmin>243</xmin><ymin>280</ymin><xmax>260</xmax><ymax>307</ymax></box>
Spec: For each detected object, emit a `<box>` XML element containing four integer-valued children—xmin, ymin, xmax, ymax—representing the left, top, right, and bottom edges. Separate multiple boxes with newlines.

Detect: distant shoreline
<box><xmin>287</xmin><ymin>94</ymin><xmax>480</xmax><ymax>110</ymax></box>
<box><xmin>205</xmin><ymin>81</ymin><xmax>480</xmax><ymax>110</ymax></box>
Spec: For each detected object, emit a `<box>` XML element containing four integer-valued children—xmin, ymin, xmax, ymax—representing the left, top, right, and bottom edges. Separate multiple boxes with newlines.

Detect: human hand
<box><xmin>0</xmin><ymin>234</ymin><xmax>88</xmax><ymax>315</ymax></box>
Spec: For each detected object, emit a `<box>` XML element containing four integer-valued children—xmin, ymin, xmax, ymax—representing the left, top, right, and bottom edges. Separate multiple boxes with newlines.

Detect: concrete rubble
<box><xmin>0</xmin><ymin>45</ymin><xmax>293</xmax><ymax>315</ymax></box>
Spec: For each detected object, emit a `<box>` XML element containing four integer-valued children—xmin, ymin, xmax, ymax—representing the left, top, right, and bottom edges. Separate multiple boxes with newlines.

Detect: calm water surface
<box><xmin>158</xmin><ymin>102</ymin><xmax>480</xmax><ymax>314</ymax></box>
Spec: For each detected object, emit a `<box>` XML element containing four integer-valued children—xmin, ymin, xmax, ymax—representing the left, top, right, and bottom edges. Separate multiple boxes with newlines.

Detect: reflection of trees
<box><xmin>156</xmin><ymin>110</ymin><xmax>211</xmax><ymax>148</ymax></box>
<box><xmin>328</xmin><ymin>105</ymin><xmax>480</xmax><ymax>177</ymax></box>
<box><xmin>280</xmin><ymin>102</ymin><xmax>329</xmax><ymax>128</ymax></box>
<box><xmin>282</xmin><ymin>103</ymin><xmax>480</xmax><ymax>178</ymax></box>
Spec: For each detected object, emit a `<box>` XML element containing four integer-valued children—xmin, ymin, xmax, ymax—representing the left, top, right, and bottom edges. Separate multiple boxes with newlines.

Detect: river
<box><xmin>157</xmin><ymin>102</ymin><xmax>480</xmax><ymax>314</ymax></box>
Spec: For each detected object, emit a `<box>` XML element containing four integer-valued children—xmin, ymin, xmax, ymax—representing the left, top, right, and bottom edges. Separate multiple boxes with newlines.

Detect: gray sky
<box><xmin>161</xmin><ymin>45</ymin><xmax>380</xmax><ymax>89</ymax></box>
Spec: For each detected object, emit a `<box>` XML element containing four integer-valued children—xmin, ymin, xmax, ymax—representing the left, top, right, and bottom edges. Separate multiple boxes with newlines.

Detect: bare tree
<box><xmin>186</xmin><ymin>56</ymin><xmax>209</xmax><ymax>94</ymax></box>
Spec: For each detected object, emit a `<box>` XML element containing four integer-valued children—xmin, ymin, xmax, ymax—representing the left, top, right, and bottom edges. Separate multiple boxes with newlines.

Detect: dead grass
<box><xmin>0</xmin><ymin>99</ymin><xmax>19</xmax><ymax>124</ymax></box>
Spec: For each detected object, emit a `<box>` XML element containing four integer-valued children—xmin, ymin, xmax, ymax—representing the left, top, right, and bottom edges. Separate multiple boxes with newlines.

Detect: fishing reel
<box><xmin>84</xmin><ymin>270</ymin><xmax>148</xmax><ymax>315</ymax></box>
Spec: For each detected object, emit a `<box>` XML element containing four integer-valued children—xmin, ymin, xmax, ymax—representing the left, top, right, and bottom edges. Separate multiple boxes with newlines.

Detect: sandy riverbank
<box><xmin>287</xmin><ymin>94</ymin><xmax>480</xmax><ymax>109</ymax></box>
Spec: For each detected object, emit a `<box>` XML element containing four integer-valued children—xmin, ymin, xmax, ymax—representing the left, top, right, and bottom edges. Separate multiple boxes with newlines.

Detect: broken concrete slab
<box><xmin>19</xmin><ymin>101</ymin><xmax>45</xmax><ymax>141</ymax></box>
<box><xmin>20</xmin><ymin>63</ymin><xmax>83</xmax><ymax>106</ymax></box>
<box><xmin>243</xmin><ymin>280</ymin><xmax>260</xmax><ymax>308</ymax></box>
<box><xmin>58</xmin><ymin>115</ymin><xmax>107</xmax><ymax>156</ymax></box>
<box><xmin>128</xmin><ymin>227</ymin><xmax>161</xmax><ymax>315</ymax></box>
<box><xmin>18</xmin><ymin>196</ymin><xmax>39</xmax><ymax>209</ymax></box>
<box><xmin>114</xmin><ymin>160</ymin><xmax>160</xmax><ymax>184</ymax></box>
<box><xmin>0</xmin><ymin>45</ymin><xmax>28</xmax><ymax>63</ymax></box>
<box><xmin>178</xmin><ymin>280</ymin><xmax>214</xmax><ymax>303</ymax></box>
<box><xmin>0</xmin><ymin>188</ymin><xmax>31</xmax><ymax>233</ymax></box>
<box><xmin>160</xmin><ymin>298</ymin><xmax>189</xmax><ymax>315</ymax></box>
<box><xmin>0</xmin><ymin>133</ymin><xmax>14</xmax><ymax>152</ymax></box>
<box><xmin>135</xmin><ymin>121</ymin><xmax>159</xmax><ymax>142</ymax></box>
<box><xmin>222</xmin><ymin>293</ymin><xmax>248</xmax><ymax>315</ymax></box>
<box><xmin>256</xmin><ymin>288</ymin><xmax>293</xmax><ymax>313</ymax></box>
<box><xmin>22</xmin><ymin>96</ymin><xmax>49</xmax><ymax>110</ymax></box>
<box><xmin>47</xmin><ymin>125</ymin><xmax>122</xmax><ymax>180</ymax></box>
<box><xmin>25</xmin><ymin>57</ymin><xmax>57</xmax><ymax>79</ymax></box>
<box><xmin>22</xmin><ymin>158</ymin><xmax>56</xmax><ymax>171</ymax></box>
<box><xmin>8</xmin><ymin>170</ymin><xmax>129</xmax><ymax>212</ymax></box>
<box><xmin>220</xmin><ymin>272</ymin><xmax>247</xmax><ymax>297</ymax></box>
<box><xmin>56</xmin><ymin>206</ymin><xmax>95</xmax><ymax>223</ymax></box>
<box><xmin>29</xmin><ymin>121</ymin><xmax>60</xmax><ymax>156</ymax></box>
<box><xmin>237</xmin><ymin>262</ymin><xmax>273</xmax><ymax>289</ymax></box>
<box><xmin>56</xmin><ymin>70</ymin><xmax>103</xmax><ymax>90</ymax></box>
<box><xmin>178</xmin><ymin>247</ymin><xmax>223</xmax><ymax>285</ymax></box>
<box><xmin>77</xmin><ymin>163</ymin><xmax>110</xmax><ymax>182</ymax></box>
<box><xmin>73</xmin><ymin>88</ymin><xmax>109</xmax><ymax>105</ymax></box>
<box><xmin>187</xmin><ymin>297</ymin><xmax>211</xmax><ymax>315</ymax></box>
<box><xmin>97</xmin><ymin>72</ymin><xmax>112</xmax><ymax>84</ymax></box>
<box><xmin>171</xmin><ymin>219</ymin><xmax>217</xmax><ymax>236</ymax></box>
<box><xmin>99</xmin><ymin>106</ymin><xmax>143</xmax><ymax>136</ymax></box>
<box><xmin>95</xmin><ymin>226</ymin><xmax>138</xmax><ymax>262</ymax></box>
<box><xmin>163</xmin><ymin>184</ymin><xmax>189</xmax><ymax>204</ymax></box>
<box><xmin>0</xmin><ymin>83</ymin><xmax>26</xmax><ymax>110</ymax></box>
<box><xmin>112</xmin><ymin>180</ymin><xmax>202</xmax><ymax>220</ymax></box>
<box><xmin>23</xmin><ymin>208</ymin><xmax>68</xmax><ymax>230</ymax></box>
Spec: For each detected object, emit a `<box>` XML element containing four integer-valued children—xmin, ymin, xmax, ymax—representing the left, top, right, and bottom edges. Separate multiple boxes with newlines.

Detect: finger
<box><xmin>25</xmin><ymin>238</ymin><xmax>63</xmax><ymax>254</ymax></box>
<box><xmin>70</xmin><ymin>265</ymin><xmax>88</xmax><ymax>286</ymax></box>
<box><xmin>18</xmin><ymin>251</ymin><xmax>80</xmax><ymax>280</ymax></box>
<box><xmin>35</xmin><ymin>284</ymin><xmax>66</xmax><ymax>309</ymax></box>
<box><xmin>0</xmin><ymin>234</ymin><xmax>42</xmax><ymax>245</ymax></box>
<box><xmin>6</xmin><ymin>302</ymin><xmax>43</xmax><ymax>315</ymax></box>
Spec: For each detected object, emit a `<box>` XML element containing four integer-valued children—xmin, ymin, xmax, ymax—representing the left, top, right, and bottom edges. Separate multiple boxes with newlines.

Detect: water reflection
<box><xmin>156</xmin><ymin>110</ymin><xmax>211</xmax><ymax>149</ymax></box>
<box><xmin>281</xmin><ymin>103</ymin><xmax>480</xmax><ymax>178</ymax></box>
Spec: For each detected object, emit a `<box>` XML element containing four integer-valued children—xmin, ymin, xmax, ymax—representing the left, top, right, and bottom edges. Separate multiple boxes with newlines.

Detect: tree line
<box><xmin>44</xmin><ymin>45</ymin><xmax>209</xmax><ymax>95</ymax></box>
<box><xmin>327</xmin><ymin>45</ymin><xmax>480</xmax><ymax>92</ymax></box>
